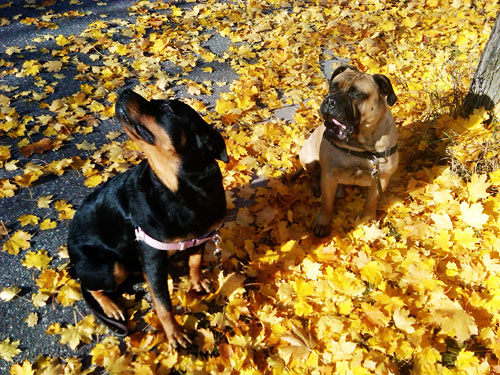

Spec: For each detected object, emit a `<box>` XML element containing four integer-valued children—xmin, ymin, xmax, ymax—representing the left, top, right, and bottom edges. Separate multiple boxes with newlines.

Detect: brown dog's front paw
<box><xmin>191</xmin><ymin>278</ymin><xmax>212</xmax><ymax>295</ymax></box>
<box><xmin>311</xmin><ymin>214</ymin><xmax>331</xmax><ymax>237</ymax></box>
<box><xmin>311</xmin><ymin>184</ymin><xmax>321</xmax><ymax>198</ymax></box>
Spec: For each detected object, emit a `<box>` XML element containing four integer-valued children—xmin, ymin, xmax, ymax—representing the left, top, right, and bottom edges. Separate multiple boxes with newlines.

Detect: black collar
<box><xmin>325</xmin><ymin>135</ymin><xmax>398</xmax><ymax>159</ymax></box>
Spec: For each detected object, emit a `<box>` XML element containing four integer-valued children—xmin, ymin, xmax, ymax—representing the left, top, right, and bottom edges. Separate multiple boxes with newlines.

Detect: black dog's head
<box><xmin>320</xmin><ymin>65</ymin><xmax>397</xmax><ymax>143</ymax></box>
<box><xmin>115</xmin><ymin>89</ymin><xmax>228</xmax><ymax>191</ymax></box>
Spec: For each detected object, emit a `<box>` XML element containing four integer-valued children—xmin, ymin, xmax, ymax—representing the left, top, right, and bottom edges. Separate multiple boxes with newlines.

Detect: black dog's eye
<box><xmin>134</xmin><ymin>122</ymin><xmax>155</xmax><ymax>144</ymax></box>
<box><xmin>160</xmin><ymin>102</ymin><xmax>173</xmax><ymax>113</ymax></box>
<box><xmin>348</xmin><ymin>88</ymin><xmax>368</xmax><ymax>100</ymax></box>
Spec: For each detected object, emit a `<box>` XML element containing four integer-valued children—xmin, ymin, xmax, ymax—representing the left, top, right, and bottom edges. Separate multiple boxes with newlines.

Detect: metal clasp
<box><xmin>369</xmin><ymin>157</ymin><xmax>383</xmax><ymax>197</ymax></box>
<box><xmin>212</xmin><ymin>233</ymin><xmax>223</xmax><ymax>268</ymax></box>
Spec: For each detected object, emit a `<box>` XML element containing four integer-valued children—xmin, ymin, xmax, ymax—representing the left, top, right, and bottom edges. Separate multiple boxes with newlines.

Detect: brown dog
<box><xmin>299</xmin><ymin>65</ymin><xmax>398</xmax><ymax>237</ymax></box>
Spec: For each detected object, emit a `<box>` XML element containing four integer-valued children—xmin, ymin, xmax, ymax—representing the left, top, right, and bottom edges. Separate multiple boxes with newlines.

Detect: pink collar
<box><xmin>134</xmin><ymin>226</ymin><xmax>221</xmax><ymax>251</ymax></box>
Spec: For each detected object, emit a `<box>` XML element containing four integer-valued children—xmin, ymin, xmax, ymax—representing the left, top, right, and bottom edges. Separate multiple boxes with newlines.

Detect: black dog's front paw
<box><xmin>191</xmin><ymin>278</ymin><xmax>212</xmax><ymax>295</ymax></box>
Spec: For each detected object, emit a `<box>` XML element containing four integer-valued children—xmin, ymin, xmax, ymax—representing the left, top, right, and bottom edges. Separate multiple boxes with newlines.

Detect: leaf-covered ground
<box><xmin>1</xmin><ymin>0</ymin><xmax>500</xmax><ymax>374</ymax></box>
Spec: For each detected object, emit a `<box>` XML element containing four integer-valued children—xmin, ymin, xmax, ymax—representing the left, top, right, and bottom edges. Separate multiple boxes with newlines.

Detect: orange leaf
<box><xmin>19</xmin><ymin>138</ymin><xmax>53</xmax><ymax>158</ymax></box>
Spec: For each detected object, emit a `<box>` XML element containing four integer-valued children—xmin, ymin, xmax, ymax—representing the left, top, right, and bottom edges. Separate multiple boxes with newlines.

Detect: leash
<box><xmin>326</xmin><ymin>137</ymin><xmax>397</xmax><ymax>197</ymax></box>
<box><xmin>135</xmin><ymin>225</ymin><xmax>223</xmax><ymax>260</ymax></box>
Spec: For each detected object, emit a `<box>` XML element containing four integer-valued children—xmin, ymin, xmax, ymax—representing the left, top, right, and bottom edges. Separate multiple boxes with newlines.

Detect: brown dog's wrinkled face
<box><xmin>115</xmin><ymin>89</ymin><xmax>228</xmax><ymax>191</ymax></box>
<box><xmin>320</xmin><ymin>65</ymin><xmax>397</xmax><ymax>143</ymax></box>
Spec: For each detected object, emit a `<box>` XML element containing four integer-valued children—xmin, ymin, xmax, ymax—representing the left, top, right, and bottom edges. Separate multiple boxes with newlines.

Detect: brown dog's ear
<box><xmin>330</xmin><ymin>65</ymin><xmax>357</xmax><ymax>82</ymax></box>
<box><xmin>373</xmin><ymin>74</ymin><xmax>397</xmax><ymax>106</ymax></box>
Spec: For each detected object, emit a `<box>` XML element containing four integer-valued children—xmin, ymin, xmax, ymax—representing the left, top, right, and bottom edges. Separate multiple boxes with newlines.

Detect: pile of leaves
<box><xmin>1</xmin><ymin>0</ymin><xmax>500</xmax><ymax>374</ymax></box>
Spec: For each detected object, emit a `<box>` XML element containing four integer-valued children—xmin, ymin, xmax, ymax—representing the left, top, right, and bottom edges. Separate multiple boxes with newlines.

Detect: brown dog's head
<box><xmin>115</xmin><ymin>89</ymin><xmax>228</xmax><ymax>191</ymax></box>
<box><xmin>320</xmin><ymin>65</ymin><xmax>397</xmax><ymax>143</ymax></box>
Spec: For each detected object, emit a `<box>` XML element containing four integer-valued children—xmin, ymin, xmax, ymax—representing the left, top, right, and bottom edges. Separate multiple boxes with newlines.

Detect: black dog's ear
<box><xmin>207</xmin><ymin>129</ymin><xmax>229</xmax><ymax>163</ymax></box>
<box><xmin>195</xmin><ymin>123</ymin><xmax>229</xmax><ymax>163</ymax></box>
<box><xmin>330</xmin><ymin>65</ymin><xmax>357</xmax><ymax>82</ymax></box>
<box><xmin>373</xmin><ymin>74</ymin><xmax>397</xmax><ymax>106</ymax></box>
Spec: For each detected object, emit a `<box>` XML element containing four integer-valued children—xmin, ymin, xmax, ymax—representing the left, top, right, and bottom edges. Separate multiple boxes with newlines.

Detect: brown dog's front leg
<box><xmin>189</xmin><ymin>249</ymin><xmax>211</xmax><ymax>294</ymax></box>
<box><xmin>141</xmin><ymin>249</ymin><xmax>191</xmax><ymax>348</ymax></box>
<box><xmin>363</xmin><ymin>183</ymin><xmax>378</xmax><ymax>220</ymax></box>
<box><xmin>312</xmin><ymin>171</ymin><xmax>337</xmax><ymax>237</ymax></box>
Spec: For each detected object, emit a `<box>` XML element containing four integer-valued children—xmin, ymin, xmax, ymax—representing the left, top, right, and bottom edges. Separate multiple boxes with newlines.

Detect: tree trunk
<box><xmin>462</xmin><ymin>12</ymin><xmax>500</xmax><ymax>116</ymax></box>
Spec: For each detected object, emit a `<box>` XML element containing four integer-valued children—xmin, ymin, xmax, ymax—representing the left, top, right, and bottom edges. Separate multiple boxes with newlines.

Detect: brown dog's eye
<box><xmin>330</xmin><ymin>82</ymin><xmax>339</xmax><ymax>90</ymax></box>
<box><xmin>348</xmin><ymin>88</ymin><xmax>368</xmax><ymax>100</ymax></box>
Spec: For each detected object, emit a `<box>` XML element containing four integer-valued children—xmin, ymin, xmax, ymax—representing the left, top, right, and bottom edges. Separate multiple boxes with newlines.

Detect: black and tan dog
<box><xmin>67</xmin><ymin>89</ymin><xmax>228</xmax><ymax>347</ymax></box>
<box><xmin>299</xmin><ymin>65</ymin><xmax>398</xmax><ymax>237</ymax></box>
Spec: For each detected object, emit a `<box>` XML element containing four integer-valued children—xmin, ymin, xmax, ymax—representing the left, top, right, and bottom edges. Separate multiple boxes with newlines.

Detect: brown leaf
<box><xmin>19</xmin><ymin>138</ymin><xmax>53</xmax><ymax>158</ymax></box>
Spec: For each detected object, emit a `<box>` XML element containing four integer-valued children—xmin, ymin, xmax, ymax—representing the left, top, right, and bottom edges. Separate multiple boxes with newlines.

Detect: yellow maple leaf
<box><xmin>0</xmin><ymin>286</ymin><xmax>20</xmax><ymax>301</ymax></box>
<box><xmin>84</xmin><ymin>174</ymin><xmax>103</xmax><ymax>188</ymax></box>
<box><xmin>434</xmin><ymin>229</ymin><xmax>453</xmax><ymax>251</ymax></box>
<box><xmin>455</xmin><ymin>349</ymin><xmax>480</xmax><ymax>370</ymax></box>
<box><xmin>39</xmin><ymin>218</ymin><xmax>57</xmax><ymax>230</ymax></box>
<box><xmin>55</xmin><ymin>34</ymin><xmax>70</xmax><ymax>46</ymax></box>
<box><xmin>0</xmin><ymin>338</ymin><xmax>21</xmax><ymax>362</ymax></box>
<box><xmin>37</xmin><ymin>195</ymin><xmax>53</xmax><ymax>208</ymax></box>
<box><xmin>360</xmin><ymin>260</ymin><xmax>384</xmax><ymax>287</ymax></box>
<box><xmin>76</xmin><ymin>140</ymin><xmax>96</xmax><ymax>151</ymax></box>
<box><xmin>0</xmin><ymin>179</ymin><xmax>17</xmax><ymax>198</ymax></box>
<box><xmin>393</xmin><ymin>308</ymin><xmax>416</xmax><ymax>334</ymax></box>
<box><xmin>10</xmin><ymin>359</ymin><xmax>34</xmax><ymax>375</ymax></box>
<box><xmin>460</xmin><ymin>202</ymin><xmax>489</xmax><ymax>229</ymax></box>
<box><xmin>17</xmin><ymin>214</ymin><xmax>39</xmax><ymax>227</ymax></box>
<box><xmin>32</xmin><ymin>292</ymin><xmax>50</xmax><ymax>308</ymax></box>
<box><xmin>43</xmin><ymin>60</ymin><xmax>62</xmax><ymax>72</ymax></box>
<box><xmin>489</xmin><ymin>169</ymin><xmax>500</xmax><ymax>187</ymax></box>
<box><xmin>428</xmin><ymin>294</ymin><xmax>477</xmax><ymax>342</ymax></box>
<box><xmin>467</xmin><ymin>173</ymin><xmax>491</xmax><ymax>202</ymax></box>
<box><xmin>56</xmin><ymin>280</ymin><xmax>82</xmax><ymax>306</ymax></box>
<box><xmin>278</xmin><ymin>327</ymin><xmax>316</xmax><ymax>365</ymax></box>
<box><xmin>25</xmin><ymin>312</ymin><xmax>38</xmax><ymax>327</ymax></box>
<box><xmin>22</xmin><ymin>250</ymin><xmax>52</xmax><ymax>270</ymax></box>
<box><xmin>2</xmin><ymin>230</ymin><xmax>32</xmax><ymax>255</ymax></box>
<box><xmin>413</xmin><ymin>347</ymin><xmax>441</xmax><ymax>374</ymax></box>
<box><xmin>362</xmin><ymin>302</ymin><xmax>390</xmax><ymax>327</ymax></box>
<box><xmin>194</xmin><ymin>328</ymin><xmax>215</xmax><ymax>353</ymax></box>
<box><xmin>294</xmin><ymin>298</ymin><xmax>313</xmax><ymax>317</ymax></box>
<box><xmin>430</xmin><ymin>212</ymin><xmax>453</xmax><ymax>231</ymax></box>
<box><xmin>301</xmin><ymin>258</ymin><xmax>322</xmax><ymax>281</ymax></box>
<box><xmin>21</xmin><ymin>60</ymin><xmax>41</xmax><ymax>76</ymax></box>
<box><xmin>50</xmin><ymin>315</ymin><xmax>96</xmax><ymax>350</ymax></box>
<box><xmin>54</xmin><ymin>200</ymin><xmax>75</xmax><ymax>220</ymax></box>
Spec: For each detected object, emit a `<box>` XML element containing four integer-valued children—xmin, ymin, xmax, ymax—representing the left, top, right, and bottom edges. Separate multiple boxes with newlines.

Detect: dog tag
<box><xmin>369</xmin><ymin>158</ymin><xmax>383</xmax><ymax>197</ymax></box>
<box><xmin>213</xmin><ymin>233</ymin><xmax>222</xmax><ymax>260</ymax></box>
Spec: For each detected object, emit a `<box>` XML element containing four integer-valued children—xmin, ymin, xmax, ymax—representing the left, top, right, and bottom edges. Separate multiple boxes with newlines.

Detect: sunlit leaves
<box><xmin>2</xmin><ymin>230</ymin><xmax>31</xmax><ymax>255</ymax></box>
<box><xmin>0</xmin><ymin>286</ymin><xmax>21</xmax><ymax>302</ymax></box>
<box><xmin>0</xmin><ymin>338</ymin><xmax>21</xmax><ymax>362</ymax></box>
<box><xmin>47</xmin><ymin>315</ymin><xmax>98</xmax><ymax>350</ymax></box>
<box><xmin>0</xmin><ymin>0</ymin><xmax>499</xmax><ymax>374</ymax></box>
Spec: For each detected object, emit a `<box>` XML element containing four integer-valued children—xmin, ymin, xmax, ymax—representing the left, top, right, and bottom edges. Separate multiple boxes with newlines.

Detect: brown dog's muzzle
<box><xmin>320</xmin><ymin>92</ymin><xmax>359</xmax><ymax>142</ymax></box>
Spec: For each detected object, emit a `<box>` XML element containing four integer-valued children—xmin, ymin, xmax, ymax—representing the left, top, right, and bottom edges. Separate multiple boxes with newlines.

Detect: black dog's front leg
<box><xmin>140</xmin><ymin>247</ymin><xmax>192</xmax><ymax>348</ymax></box>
